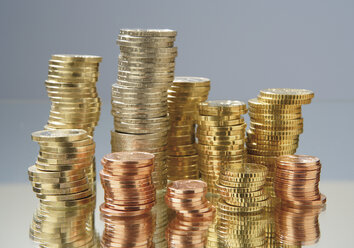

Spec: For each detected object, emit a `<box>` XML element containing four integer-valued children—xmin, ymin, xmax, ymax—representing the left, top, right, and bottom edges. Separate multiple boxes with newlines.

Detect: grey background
<box><xmin>1</xmin><ymin>0</ymin><xmax>353</xmax><ymax>182</ymax></box>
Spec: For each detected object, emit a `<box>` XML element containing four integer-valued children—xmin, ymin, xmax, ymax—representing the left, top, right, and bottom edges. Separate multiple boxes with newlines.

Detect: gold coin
<box><xmin>119</xmin><ymin>29</ymin><xmax>177</xmax><ymax>37</ymax></box>
<box><xmin>51</xmin><ymin>54</ymin><xmax>102</xmax><ymax>63</ymax></box>
<box><xmin>32</xmin><ymin>129</ymin><xmax>87</xmax><ymax>142</ymax></box>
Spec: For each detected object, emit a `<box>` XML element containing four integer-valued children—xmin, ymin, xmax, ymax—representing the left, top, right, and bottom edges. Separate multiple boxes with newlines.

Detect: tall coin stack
<box><xmin>100</xmin><ymin>152</ymin><xmax>156</xmax><ymax>216</ymax></box>
<box><xmin>28</xmin><ymin>129</ymin><xmax>98</xmax><ymax>247</ymax></box>
<box><xmin>165</xmin><ymin>180</ymin><xmax>215</xmax><ymax>248</ymax></box>
<box><xmin>246</xmin><ymin>88</ymin><xmax>314</xmax><ymax>204</ymax></box>
<box><xmin>216</xmin><ymin>163</ymin><xmax>269</xmax><ymax>248</ymax></box>
<box><xmin>197</xmin><ymin>100</ymin><xmax>248</xmax><ymax>193</ymax></box>
<box><xmin>274</xmin><ymin>155</ymin><xmax>326</xmax><ymax>207</ymax></box>
<box><xmin>111</xmin><ymin>29</ymin><xmax>178</xmax><ymax>190</ymax></box>
<box><xmin>44</xmin><ymin>54</ymin><xmax>102</xmax><ymax>136</ymax></box>
<box><xmin>100</xmin><ymin>212</ymin><xmax>155</xmax><ymax>248</ymax></box>
<box><xmin>167</xmin><ymin>76</ymin><xmax>211</xmax><ymax>181</ymax></box>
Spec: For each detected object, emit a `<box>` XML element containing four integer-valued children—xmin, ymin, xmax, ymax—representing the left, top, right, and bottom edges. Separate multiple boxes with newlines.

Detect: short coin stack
<box><xmin>247</xmin><ymin>88</ymin><xmax>314</xmax><ymax>204</ymax></box>
<box><xmin>111</xmin><ymin>29</ymin><xmax>178</xmax><ymax>190</ymax></box>
<box><xmin>28</xmin><ymin>129</ymin><xmax>97</xmax><ymax>248</ymax></box>
<box><xmin>274</xmin><ymin>155</ymin><xmax>326</xmax><ymax>207</ymax></box>
<box><xmin>216</xmin><ymin>163</ymin><xmax>269</xmax><ymax>213</ymax></box>
<box><xmin>197</xmin><ymin>100</ymin><xmax>248</xmax><ymax>193</ymax></box>
<box><xmin>167</xmin><ymin>76</ymin><xmax>211</xmax><ymax>180</ymax></box>
<box><xmin>44</xmin><ymin>54</ymin><xmax>102</xmax><ymax>136</ymax></box>
<box><xmin>100</xmin><ymin>152</ymin><xmax>156</xmax><ymax>217</ymax></box>
<box><xmin>100</xmin><ymin>212</ymin><xmax>155</xmax><ymax>248</ymax></box>
<box><xmin>165</xmin><ymin>180</ymin><xmax>215</xmax><ymax>220</ymax></box>
<box><xmin>165</xmin><ymin>180</ymin><xmax>215</xmax><ymax>248</ymax></box>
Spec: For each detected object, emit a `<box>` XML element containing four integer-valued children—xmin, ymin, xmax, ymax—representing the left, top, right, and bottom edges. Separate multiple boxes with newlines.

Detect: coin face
<box><xmin>169</xmin><ymin>180</ymin><xmax>207</xmax><ymax>191</ymax></box>
<box><xmin>205</xmin><ymin>100</ymin><xmax>245</xmax><ymax>108</ymax></box>
<box><xmin>104</xmin><ymin>152</ymin><xmax>155</xmax><ymax>164</ymax></box>
<box><xmin>51</xmin><ymin>54</ymin><xmax>102</xmax><ymax>62</ymax></box>
<box><xmin>277</xmin><ymin>155</ymin><xmax>320</xmax><ymax>164</ymax></box>
<box><xmin>120</xmin><ymin>29</ymin><xmax>177</xmax><ymax>37</ymax></box>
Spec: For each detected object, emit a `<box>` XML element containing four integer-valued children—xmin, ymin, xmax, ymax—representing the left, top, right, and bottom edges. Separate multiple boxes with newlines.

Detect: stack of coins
<box><xmin>152</xmin><ymin>190</ymin><xmax>169</xmax><ymax>248</ymax></box>
<box><xmin>274</xmin><ymin>155</ymin><xmax>326</xmax><ymax>207</ymax></box>
<box><xmin>28</xmin><ymin>129</ymin><xmax>97</xmax><ymax>247</ymax></box>
<box><xmin>197</xmin><ymin>100</ymin><xmax>248</xmax><ymax>193</ymax></box>
<box><xmin>100</xmin><ymin>152</ymin><xmax>156</xmax><ymax>216</ymax></box>
<box><xmin>216</xmin><ymin>210</ymin><xmax>267</xmax><ymax>248</ymax></box>
<box><xmin>246</xmin><ymin>88</ymin><xmax>314</xmax><ymax>204</ymax></box>
<box><xmin>44</xmin><ymin>54</ymin><xmax>102</xmax><ymax>136</ymax></box>
<box><xmin>165</xmin><ymin>180</ymin><xmax>215</xmax><ymax>219</ymax></box>
<box><xmin>216</xmin><ymin>163</ymin><xmax>269</xmax><ymax>213</ymax></box>
<box><xmin>275</xmin><ymin>202</ymin><xmax>322</xmax><ymax>246</ymax></box>
<box><xmin>111</xmin><ymin>29</ymin><xmax>178</xmax><ymax>190</ymax></box>
<box><xmin>205</xmin><ymin>194</ymin><xmax>220</xmax><ymax>248</ymax></box>
<box><xmin>100</xmin><ymin>212</ymin><xmax>155</xmax><ymax>248</ymax></box>
<box><xmin>29</xmin><ymin>129</ymin><xmax>96</xmax><ymax>196</ymax></box>
<box><xmin>167</xmin><ymin>76</ymin><xmax>211</xmax><ymax>180</ymax></box>
<box><xmin>165</xmin><ymin>180</ymin><xmax>215</xmax><ymax>247</ymax></box>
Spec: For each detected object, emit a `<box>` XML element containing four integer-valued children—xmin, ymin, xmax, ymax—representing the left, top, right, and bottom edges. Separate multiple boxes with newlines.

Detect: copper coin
<box><xmin>102</xmin><ymin>152</ymin><xmax>154</xmax><ymax>167</ymax></box>
<box><xmin>100</xmin><ymin>203</ymin><xmax>152</xmax><ymax>217</ymax></box>
<box><xmin>167</xmin><ymin>180</ymin><xmax>207</xmax><ymax>195</ymax></box>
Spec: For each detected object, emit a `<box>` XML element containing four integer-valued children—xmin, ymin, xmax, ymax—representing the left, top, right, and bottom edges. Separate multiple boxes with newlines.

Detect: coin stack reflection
<box><xmin>165</xmin><ymin>180</ymin><xmax>215</xmax><ymax>247</ymax></box>
<box><xmin>44</xmin><ymin>54</ymin><xmax>102</xmax><ymax>137</ymax></box>
<box><xmin>28</xmin><ymin>129</ymin><xmax>98</xmax><ymax>247</ymax></box>
<box><xmin>111</xmin><ymin>29</ymin><xmax>178</xmax><ymax>190</ymax></box>
<box><xmin>216</xmin><ymin>163</ymin><xmax>269</xmax><ymax>248</ymax></box>
<box><xmin>100</xmin><ymin>152</ymin><xmax>156</xmax><ymax>216</ymax></box>
<box><xmin>197</xmin><ymin>100</ymin><xmax>248</xmax><ymax>193</ymax></box>
<box><xmin>246</xmin><ymin>88</ymin><xmax>314</xmax><ymax>206</ymax></box>
<box><xmin>167</xmin><ymin>77</ymin><xmax>211</xmax><ymax>181</ymax></box>
<box><xmin>275</xmin><ymin>202</ymin><xmax>322</xmax><ymax>246</ymax></box>
<box><xmin>100</xmin><ymin>212</ymin><xmax>155</xmax><ymax>248</ymax></box>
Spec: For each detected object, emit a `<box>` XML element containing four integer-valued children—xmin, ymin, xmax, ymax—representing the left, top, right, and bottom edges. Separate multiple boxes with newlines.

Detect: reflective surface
<box><xmin>0</xmin><ymin>181</ymin><xmax>353</xmax><ymax>247</ymax></box>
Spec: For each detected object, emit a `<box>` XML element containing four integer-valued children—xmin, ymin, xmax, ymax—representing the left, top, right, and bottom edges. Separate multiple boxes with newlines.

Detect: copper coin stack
<box><xmin>197</xmin><ymin>100</ymin><xmax>248</xmax><ymax>193</ymax></box>
<box><xmin>100</xmin><ymin>152</ymin><xmax>156</xmax><ymax>217</ymax></box>
<box><xmin>274</xmin><ymin>155</ymin><xmax>326</xmax><ymax>207</ymax></box>
<box><xmin>216</xmin><ymin>163</ymin><xmax>269</xmax><ymax>213</ymax></box>
<box><xmin>246</xmin><ymin>88</ymin><xmax>315</xmax><ymax>205</ymax></box>
<box><xmin>100</xmin><ymin>212</ymin><xmax>155</xmax><ymax>248</ymax></box>
<box><xmin>28</xmin><ymin>129</ymin><xmax>98</xmax><ymax>247</ymax></box>
<box><xmin>165</xmin><ymin>180</ymin><xmax>215</xmax><ymax>247</ymax></box>
<box><xmin>275</xmin><ymin>202</ymin><xmax>322</xmax><ymax>246</ymax></box>
<box><xmin>152</xmin><ymin>190</ymin><xmax>169</xmax><ymax>248</ymax></box>
<box><xmin>111</xmin><ymin>29</ymin><xmax>178</xmax><ymax>190</ymax></box>
<box><xmin>44</xmin><ymin>54</ymin><xmax>102</xmax><ymax>136</ymax></box>
<box><xmin>167</xmin><ymin>76</ymin><xmax>211</xmax><ymax>181</ymax></box>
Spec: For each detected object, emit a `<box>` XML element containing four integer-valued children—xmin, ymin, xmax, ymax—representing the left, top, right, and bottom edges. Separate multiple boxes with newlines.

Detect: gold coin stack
<box><xmin>215</xmin><ymin>163</ymin><xmax>269</xmax><ymax>247</ymax></box>
<box><xmin>152</xmin><ymin>190</ymin><xmax>169</xmax><ymax>248</ymax></box>
<box><xmin>28</xmin><ymin>129</ymin><xmax>98</xmax><ymax>247</ymax></box>
<box><xmin>167</xmin><ymin>76</ymin><xmax>211</xmax><ymax>181</ymax></box>
<box><xmin>196</xmin><ymin>100</ymin><xmax>248</xmax><ymax>193</ymax></box>
<box><xmin>111</xmin><ymin>29</ymin><xmax>178</xmax><ymax>190</ymax></box>
<box><xmin>205</xmin><ymin>194</ymin><xmax>220</xmax><ymax>248</ymax></box>
<box><xmin>44</xmin><ymin>54</ymin><xmax>102</xmax><ymax>136</ymax></box>
<box><xmin>246</xmin><ymin>88</ymin><xmax>314</xmax><ymax>204</ymax></box>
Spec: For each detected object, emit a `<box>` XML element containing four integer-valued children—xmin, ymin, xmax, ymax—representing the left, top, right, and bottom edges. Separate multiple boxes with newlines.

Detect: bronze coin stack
<box><xmin>152</xmin><ymin>190</ymin><xmax>169</xmax><ymax>248</ymax></box>
<box><xmin>275</xmin><ymin>202</ymin><xmax>322</xmax><ymax>246</ymax></box>
<box><xmin>28</xmin><ymin>129</ymin><xmax>98</xmax><ymax>247</ymax></box>
<box><xmin>100</xmin><ymin>152</ymin><xmax>156</xmax><ymax>217</ymax></box>
<box><xmin>274</xmin><ymin>155</ymin><xmax>326</xmax><ymax>207</ymax></box>
<box><xmin>246</xmin><ymin>88</ymin><xmax>315</xmax><ymax>205</ymax></box>
<box><xmin>100</xmin><ymin>212</ymin><xmax>155</xmax><ymax>248</ymax></box>
<box><xmin>197</xmin><ymin>100</ymin><xmax>248</xmax><ymax>193</ymax></box>
<box><xmin>165</xmin><ymin>180</ymin><xmax>215</xmax><ymax>247</ymax></box>
<box><xmin>111</xmin><ymin>29</ymin><xmax>178</xmax><ymax>190</ymax></box>
<box><xmin>44</xmin><ymin>54</ymin><xmax>102</xmax><ymax>136</ymax></box>
<box><xmin>167</xmin><ymin>76</ymin><xmax>211</xmax><ymax>181</ymax></box>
